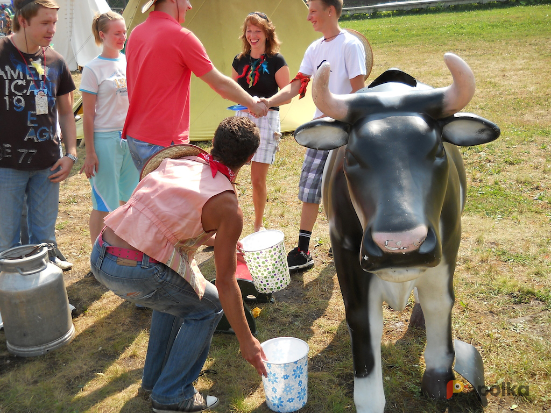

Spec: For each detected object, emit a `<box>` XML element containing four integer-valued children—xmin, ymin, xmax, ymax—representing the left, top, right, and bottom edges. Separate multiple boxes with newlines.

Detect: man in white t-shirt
<box><xmin>263</xmin><ymin>0</ymin><xmax>366</xmax><ymax>271</ymax></box>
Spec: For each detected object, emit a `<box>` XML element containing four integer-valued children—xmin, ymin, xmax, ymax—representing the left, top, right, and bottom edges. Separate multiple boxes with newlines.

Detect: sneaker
<box><xmin>53</xmin><ymin>257</ymin><xmax>73</xmax><ymax>271</ymax></box>
<box><xmin>287</xmin><ymin>247</ymin><xmax>314</xmax><ymax>271</ymax></box>
<box><xmin>151</xmin><ymin>393</ymin><xmax>219</xmax><ymax>412</ymax></box>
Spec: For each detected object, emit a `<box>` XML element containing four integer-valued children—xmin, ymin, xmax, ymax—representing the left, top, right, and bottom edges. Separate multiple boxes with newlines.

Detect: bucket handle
<box><xmin>16</xmin><ymin>264</ymin><xmax>48</xmax><ymax>275</ymax></box>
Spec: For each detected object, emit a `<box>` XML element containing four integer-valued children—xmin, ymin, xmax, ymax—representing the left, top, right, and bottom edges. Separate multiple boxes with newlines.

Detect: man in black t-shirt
<box><xmin>0</xmin><ymin>0</ymin><xmax>77</xmax><ymax>254</ymax></box>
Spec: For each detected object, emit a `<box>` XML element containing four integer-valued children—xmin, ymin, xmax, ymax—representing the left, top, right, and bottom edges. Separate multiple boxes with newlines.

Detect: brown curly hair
<box><xmin>211</xmin><ymin>117</ymin><xmax>260</xmax><ymax>169</ymax></box>
<box><xmin>237</xmin><ymin>12</ymin><xmax>281</xmax><ymax>59</ymax></box>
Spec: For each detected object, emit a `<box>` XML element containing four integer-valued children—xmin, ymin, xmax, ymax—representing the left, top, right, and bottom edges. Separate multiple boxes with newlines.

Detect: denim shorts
<box><xmin>126</xmin><ymin>136</ymin><xmax>169</xmax><ymax>173</ymax></box>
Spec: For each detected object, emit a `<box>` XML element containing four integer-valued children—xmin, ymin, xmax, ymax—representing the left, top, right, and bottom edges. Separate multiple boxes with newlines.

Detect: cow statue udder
<box><xmin>294</xmin><ymin>53</ymin><xmax>500</xmax><ymax>412</ymax></box>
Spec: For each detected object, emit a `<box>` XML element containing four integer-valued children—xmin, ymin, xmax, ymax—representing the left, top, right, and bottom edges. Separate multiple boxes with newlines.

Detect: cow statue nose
<box><xmin>372</xmin><ymin>225</ymin><xmax>428</xmax><ymax>254</ymax></box>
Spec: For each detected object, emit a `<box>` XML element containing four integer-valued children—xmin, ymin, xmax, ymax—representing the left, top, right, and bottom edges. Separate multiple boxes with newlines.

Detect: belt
<box><xmin>99</xmin><ymin>232</ymin><xmax>159</xmax><ymax>264</ymax></box>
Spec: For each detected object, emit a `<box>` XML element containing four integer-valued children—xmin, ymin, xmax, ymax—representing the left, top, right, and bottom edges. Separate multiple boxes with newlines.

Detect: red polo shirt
<box><xmin>123</xmin><ymin>11</ymin><xmax>214</xmax><ymax>145</ymax></box>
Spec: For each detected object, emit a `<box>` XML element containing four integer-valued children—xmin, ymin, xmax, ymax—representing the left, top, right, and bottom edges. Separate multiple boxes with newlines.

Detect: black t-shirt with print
<box><xmin>0</xmin><ymin>37</ymin><xmax>75</xmax><ymax>170</ymax></box>
<box><xmin>232</xmin><ymin>52</ymin><xmax>287</xmax><ymax>110</ymax></box>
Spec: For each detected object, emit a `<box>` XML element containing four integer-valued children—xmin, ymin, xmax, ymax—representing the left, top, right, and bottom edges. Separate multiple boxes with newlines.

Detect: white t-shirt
<box><xmin>299</xmin><ymin>31</ymin><xmax>366</xmax><ymax>118</ymax></box>
<box><xmin>79</xmin><ymin>54</ymin><xmax>129</xmax><ymax>132</ymax></box>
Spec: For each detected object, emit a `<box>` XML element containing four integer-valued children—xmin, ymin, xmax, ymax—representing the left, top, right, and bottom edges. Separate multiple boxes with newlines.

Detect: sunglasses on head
<box><xmin>248</xmin><ymin>12</ymin><xmax>269</xmax><ymax>22</ymax></box>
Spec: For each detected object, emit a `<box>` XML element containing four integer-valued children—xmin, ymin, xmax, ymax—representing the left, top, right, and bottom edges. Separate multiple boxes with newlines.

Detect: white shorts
<box><xmin>235</xmin><ymin>110</ymin><xmax>282</xmax><ymax>165</ymax></box>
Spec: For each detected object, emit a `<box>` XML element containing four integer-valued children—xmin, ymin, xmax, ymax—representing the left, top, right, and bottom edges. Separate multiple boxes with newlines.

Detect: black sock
<box><xmin>298</xmin><ymin>230</ymin><xmax>312</xmax><ymax>252</ymax></box>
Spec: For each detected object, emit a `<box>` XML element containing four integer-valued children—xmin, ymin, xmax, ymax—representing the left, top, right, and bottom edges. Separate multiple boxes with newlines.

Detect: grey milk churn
<box><xmin>0</xmin><ymin>244</ymin><xmax>75</xmax><ymax>357</ymax></box>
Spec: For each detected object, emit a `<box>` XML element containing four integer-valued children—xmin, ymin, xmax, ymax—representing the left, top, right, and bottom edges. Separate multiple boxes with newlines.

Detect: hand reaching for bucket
<box><xmin>241</xmin><ymin>336</ymin><xmax>268</xmax><ymax>377</ymax></box>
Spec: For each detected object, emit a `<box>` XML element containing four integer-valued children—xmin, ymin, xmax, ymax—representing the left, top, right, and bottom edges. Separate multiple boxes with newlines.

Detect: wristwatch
<box><xmin>65</xmin><ymin>153</ymin><xmax>78</xmax><ymax>163</ymax></box>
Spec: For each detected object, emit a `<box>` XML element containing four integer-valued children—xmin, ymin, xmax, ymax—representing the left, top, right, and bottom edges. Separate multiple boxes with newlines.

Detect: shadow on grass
<box><xmin>305</xmin><ymin>302</ymin><xmax>486</xmax><ymax>412</ymax></box>
<box><xmin>382</xmin><ymin>320</ymin><xmax>485</xmax><ymax>412</ymax></box>
<box><xmin>266</xmin><ymin>262</ymin><xmax>337</xmax><ymax>340</ymax></box>
<box><xmin>0</xmin><ymin>275</ymin><xmax>152</xmax><ymax>412</ymax></box>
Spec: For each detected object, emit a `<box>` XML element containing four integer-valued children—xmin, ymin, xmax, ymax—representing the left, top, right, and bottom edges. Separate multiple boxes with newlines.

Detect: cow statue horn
<box><xmin>312</xmin><ymin>53</ymin><xmax>476</xmax><ymax>121</ymax></box>
<box><xmin>312</xmin><ymin>62</ymin><xmax>349</xmax><ymax>121</ymax></box>
<box><xmin>441</xmin><ymin>52</ymin><xmax>476</xmax><ymax>117</ymax></box>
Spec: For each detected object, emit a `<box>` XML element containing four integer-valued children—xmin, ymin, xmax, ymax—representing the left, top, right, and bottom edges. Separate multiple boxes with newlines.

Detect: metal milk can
<box><xmin>0</xmin><ymin>244</ymin><xmax>75</xmax><ymax>357</ymax></box>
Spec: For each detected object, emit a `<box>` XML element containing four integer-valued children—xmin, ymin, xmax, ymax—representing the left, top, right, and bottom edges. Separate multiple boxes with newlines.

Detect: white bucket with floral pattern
<box><xmin>261</xmin><ymin>337</ymin><xmax>309</xmax><ymax>412</ymax></box>
<box><xmin>241</xmin><ymin>230</ymin><xmax>290</xmax><ymax>293</ymax></box>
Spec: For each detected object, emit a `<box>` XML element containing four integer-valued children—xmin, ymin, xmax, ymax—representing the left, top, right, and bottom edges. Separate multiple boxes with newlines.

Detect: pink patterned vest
<box><xmin>104</xmin><ymin>156</ymin><xmax>235</xmax><ymax>298</ymax></box>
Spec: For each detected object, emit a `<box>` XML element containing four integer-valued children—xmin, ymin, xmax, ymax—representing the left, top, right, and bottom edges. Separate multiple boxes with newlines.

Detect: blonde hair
<box><xmin>12</xmin><ymin>0</ymin><xmax>59</xmax><ymax>32</ymax></box>
<box><xmin>237</xmin><ymin>12</ymin><xmax>281</xmax><ymax>59</ymax></box>
<box><xmin>92</xmin><ymin>11</ymin><xmax>124</xmax><ymax>46</ymax></box>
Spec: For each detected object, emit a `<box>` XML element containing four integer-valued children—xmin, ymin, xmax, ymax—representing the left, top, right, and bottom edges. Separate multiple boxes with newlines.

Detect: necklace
<box><xmin>237</xmin><ymin>54</ymin><xmax>269</xmax><ymax>88</ymax></box>
<box><xmin>323</xmin><ymin>31</ymin><xmax>343</xmax><ymax>42</ymax></box>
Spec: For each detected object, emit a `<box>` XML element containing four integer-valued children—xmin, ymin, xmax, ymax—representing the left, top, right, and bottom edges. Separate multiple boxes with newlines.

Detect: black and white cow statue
<box><xmin>294</xmin><ymin>53</ymin><xmax>500</xmax><ymax>412</ymax></box>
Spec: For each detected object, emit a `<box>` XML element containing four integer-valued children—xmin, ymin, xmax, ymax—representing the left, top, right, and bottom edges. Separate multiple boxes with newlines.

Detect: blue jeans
<box><xmin>90</xmin><ymin>237</ymin><xmax>223</xmax><ymax>404</ymax></box>
<box><xmin>0</xmin><ymin>167</ymin><xmax>59</xmax><ymax>252</ymax></box>
<box><xmin>126</xmin><ymin>136</ymin><xmax>169</xmax><ymax>172</ymax></box>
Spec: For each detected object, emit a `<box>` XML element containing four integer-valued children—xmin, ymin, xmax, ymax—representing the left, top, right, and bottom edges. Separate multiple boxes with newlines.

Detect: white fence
<box><xmin>342</xmin><ymin>0</ymin><xmax>509</xmax><ymax>15</ymax></box>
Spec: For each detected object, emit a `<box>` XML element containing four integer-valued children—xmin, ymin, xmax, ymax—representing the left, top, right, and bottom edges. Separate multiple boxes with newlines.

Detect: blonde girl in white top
<box><xmin>79</xmin><ymin>12</ymin><xmax>138</xmax><ymax>244</ymax></box>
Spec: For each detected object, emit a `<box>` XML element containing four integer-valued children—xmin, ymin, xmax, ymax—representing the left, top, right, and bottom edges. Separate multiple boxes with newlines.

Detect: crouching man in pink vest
<box><xmin>90</xmin><ymin>117</ymin><xmax>266</xmax><ymax>413</ymax></box>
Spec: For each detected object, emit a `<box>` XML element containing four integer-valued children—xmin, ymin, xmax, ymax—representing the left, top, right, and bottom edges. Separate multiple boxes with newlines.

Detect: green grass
<box><xmin>1</xmin><ymin>3</ymin><xmax>550</xmax><ymax>412</ymax></box>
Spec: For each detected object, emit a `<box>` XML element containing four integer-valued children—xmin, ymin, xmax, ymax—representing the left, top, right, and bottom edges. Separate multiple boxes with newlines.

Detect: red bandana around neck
<box><xmin>197</xmin><ymin>152</ymin><xmax>236</xmax><ymax>183</ymax></box>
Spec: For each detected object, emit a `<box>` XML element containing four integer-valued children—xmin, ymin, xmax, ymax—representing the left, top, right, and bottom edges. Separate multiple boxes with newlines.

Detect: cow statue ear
<box><xmin>440</xmin><ymin>113</ymin><xmax>500</xmax><ymax>147</ymax></box>
<box><xmin>294</xmin><ymin>117</ymin><xmax>351</xmax><ymax>150</ymax></box>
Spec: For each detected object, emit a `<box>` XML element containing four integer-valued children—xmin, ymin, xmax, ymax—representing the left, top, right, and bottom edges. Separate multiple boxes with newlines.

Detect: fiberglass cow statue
<box><xmin>294</xmin><ymin>53</ymin><xmax>500</xmax><ymax>413</ymax></box>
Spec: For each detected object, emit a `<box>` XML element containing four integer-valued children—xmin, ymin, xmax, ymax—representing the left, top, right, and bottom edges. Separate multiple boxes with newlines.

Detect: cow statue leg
<box><xmin>416</xmin><ymin>261</ymin><xmax>456</xmax><ymax>399</ymax></box>
<box><xmin>332</xmin><ymin>242</ymin><xmax>386</xmax><ymax>413</ymax></box>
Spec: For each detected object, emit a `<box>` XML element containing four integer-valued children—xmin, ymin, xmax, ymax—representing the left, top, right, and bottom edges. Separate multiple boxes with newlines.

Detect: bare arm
<box><xmin>200</xmin><ymin>68</ymin><xmax>267</xmax><ymax>117</ymax></box>
<box><xmin>202</xmin><ymin>192</ymin><xmax>268</xmax><ymax>376</ymax></box>
<box><xmin>232</xmin><ymin>65</ymin><xmax>291</xmax><ymax>108</ymax></box>
<box><xmin>263</xmin><ymin>76</ymin><xmax>304</xmax><ymax>108</ymax></box>
<box><xmin>50</xmin><ymin>92</ymin><xmax>77</xmax><ymax>183</ymax></box>
<box><xmin>274</xmin><ymin>65</ymin><xmax>292</xmax><ymax>105</ymax></box>
<box><xmin>350</xmin><ymin>74</ymin><xmax>365</xmax><ymax>93</ymax></box>
<box><xmin>79</xmin><ymin>92</ymin><xmax>99</xmax><ymax>178</ymax></box>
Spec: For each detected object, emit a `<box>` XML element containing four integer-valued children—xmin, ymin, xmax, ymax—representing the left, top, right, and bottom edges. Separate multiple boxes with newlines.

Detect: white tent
<box><xmin>55</xmin><ymin>0</ymin><xmax>111</xmax><ymax>70</ymax></box>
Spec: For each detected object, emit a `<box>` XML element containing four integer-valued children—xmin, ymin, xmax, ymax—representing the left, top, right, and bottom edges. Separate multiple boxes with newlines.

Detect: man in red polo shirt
<box><xmin>124</xmin><ymin>0</ymin><xmax>268</xmax><ymax>171</ymax></box>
